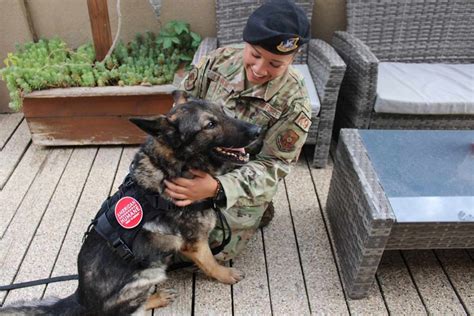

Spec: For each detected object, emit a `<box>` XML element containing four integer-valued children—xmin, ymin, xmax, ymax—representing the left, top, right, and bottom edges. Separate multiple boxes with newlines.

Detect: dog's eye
<box><xmin>205</xmin><ymin>121</ymin><xmax>216</xmax><ymax>129</ymax></box>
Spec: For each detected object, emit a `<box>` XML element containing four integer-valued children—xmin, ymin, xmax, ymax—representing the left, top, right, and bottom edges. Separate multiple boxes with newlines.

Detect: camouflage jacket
<box><xmin>179</xmin><ymin>45</ymin><xmax>312</xmax><ymax>209</ymax></box>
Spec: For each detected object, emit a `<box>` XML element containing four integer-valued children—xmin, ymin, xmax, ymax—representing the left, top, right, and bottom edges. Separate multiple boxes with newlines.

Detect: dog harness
<box><xmin>85</xmin><ymin>174</ymin><xmax>231</xmax><ymax>264</ymax></box>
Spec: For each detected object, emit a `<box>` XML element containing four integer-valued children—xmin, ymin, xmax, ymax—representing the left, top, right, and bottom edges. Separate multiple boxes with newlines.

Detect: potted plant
<box><xmin>0</xmin><ymin>20</ymin><xmax>201</xmax><ymax>145</ymax></box>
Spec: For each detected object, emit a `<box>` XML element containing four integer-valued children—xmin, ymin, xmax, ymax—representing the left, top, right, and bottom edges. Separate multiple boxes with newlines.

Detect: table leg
<box><xmin>326</xmin><ymin>130</ymin><xmax>395</xmax><ymax>299</ymax></box>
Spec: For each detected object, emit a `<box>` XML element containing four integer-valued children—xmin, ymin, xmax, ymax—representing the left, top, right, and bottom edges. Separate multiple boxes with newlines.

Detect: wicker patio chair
<box><xmin>332</xmin><ymin>0</ymin><xmax>474</xmax><ymax>133</ymax></box>
<box><xmin>192</xmin><ymin>0</ymin><xmax>346</xmax><ymax>168</ymax></box>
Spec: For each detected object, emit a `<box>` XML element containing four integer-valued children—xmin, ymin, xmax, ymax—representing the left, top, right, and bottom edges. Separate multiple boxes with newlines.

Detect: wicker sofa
<box><xmin>332</xmin><ymin>0</ymin><xmax>474</xmax><ymax>133</ymax></box>
<box><xmin>191</xmin><ymin>0</ymin><xmax>346</xmax><ymax>168</ymax></box>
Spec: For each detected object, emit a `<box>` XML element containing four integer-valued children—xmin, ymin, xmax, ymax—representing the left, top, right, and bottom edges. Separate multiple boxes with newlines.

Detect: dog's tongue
<box><xmin>222</xmin><ymin>147</ymin><xmax>246</xmax><ymax>154</ymax></box>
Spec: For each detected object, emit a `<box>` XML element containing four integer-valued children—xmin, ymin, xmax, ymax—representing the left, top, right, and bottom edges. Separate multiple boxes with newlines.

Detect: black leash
<box><xmin>0</xmin><ymin>275</ymin><xmax>78</xmax><ymax>292</ymax></box>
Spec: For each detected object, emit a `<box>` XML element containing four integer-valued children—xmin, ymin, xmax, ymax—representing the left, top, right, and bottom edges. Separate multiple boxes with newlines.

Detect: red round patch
<box><xmin>114</xmin><ymin>197</ymin><xmax>143</xmax><ymax>229</ymax></box>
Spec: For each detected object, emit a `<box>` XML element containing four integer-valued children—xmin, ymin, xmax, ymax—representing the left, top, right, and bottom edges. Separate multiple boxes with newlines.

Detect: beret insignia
<box><xmin>184</xmin><ymin>68</ymin><xmax>198</xmax><ymax>91</ymax></box>
<box><xmin>277</xmin><ymin>37</ymin><xmax>299</xmax><ymax>53</ymax></box>
<box><xmin>277</xmin><ymin>129</ymin><xmax>300</xmax><ymax>152</ymax></box>
<box><xmin>294</xmin><ymin>111</ymin><xmax>311</xmax><ymax>132</ymax></box>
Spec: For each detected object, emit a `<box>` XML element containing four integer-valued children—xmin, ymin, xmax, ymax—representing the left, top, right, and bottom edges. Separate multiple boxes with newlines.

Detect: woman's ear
<box><xmin>172</xmin><ymin>90</ymin><xmax>190</xmax><ymax>105</ymax></box>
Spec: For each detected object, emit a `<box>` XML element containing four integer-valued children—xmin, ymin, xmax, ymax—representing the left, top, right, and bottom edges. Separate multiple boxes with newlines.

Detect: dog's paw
<box><xmin>217</xmin><ymin>267</ymin><xmax>245</xmax><ymax>285</ymax></box>
<box><xmin>145</xmin><ymin>288</ymin><xmax>178</xmax><ymax>310</ymax></box>
<box><xmin>160</xmin><ymin>288</ymin><xmax>178</xmax><ymax>303</ymax></box>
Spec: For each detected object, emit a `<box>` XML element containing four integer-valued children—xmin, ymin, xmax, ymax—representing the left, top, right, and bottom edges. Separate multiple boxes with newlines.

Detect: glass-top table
<box><xmin>359</xmin><ymin>130</ymin><xmax>474</xmax><ymax>223</ymax></box>
<box><xmin>326</xmin><ymin>129</ymin><xmax>474</xmax><ymax>299</ymax></box>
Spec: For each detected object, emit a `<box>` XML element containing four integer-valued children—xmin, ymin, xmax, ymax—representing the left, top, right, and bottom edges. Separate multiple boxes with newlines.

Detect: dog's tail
<box><xmin>0</xmin><ymin>292</ymin><xmax>84</xmax><ymax>315</ymax></box>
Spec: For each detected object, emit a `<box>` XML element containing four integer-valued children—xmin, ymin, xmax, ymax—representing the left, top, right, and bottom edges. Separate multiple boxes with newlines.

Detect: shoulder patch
<box><xmin>277</xmin><ymin>129</ymin><xmax>300</xmax><ymax>152</ymax></box>
<box><xmin>184</xmin><ymin>68</ymin><xmax>198</xmax><ymax>91</ymax></box>
<box><xmin>294</xmin><ymin>111</ymin><xmax>311</xmax><ymax>133</ymax></box>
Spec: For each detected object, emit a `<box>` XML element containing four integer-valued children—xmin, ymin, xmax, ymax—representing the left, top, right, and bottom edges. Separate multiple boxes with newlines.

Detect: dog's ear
<box><xmin>172</xmin><ymin>90</ymin><xmax>190</xmax><ymax>105</ymax></box>
<box><xmin>130</xmin><ymin>116</ymin><xmax>182</xmax><ymax>148</ymax></box>
<box><xmin>130</xmin><ymin>116</ymin><xmax>164</xmax><ymax>135</ymax></box>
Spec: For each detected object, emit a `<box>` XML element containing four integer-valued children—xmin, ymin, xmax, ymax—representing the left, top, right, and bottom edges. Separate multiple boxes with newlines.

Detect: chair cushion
<box><xmin>292</xmin><ymin>64</ymin><xmax>321</xmax><ymax>115</ymax></box>
<box><xmin>375</xmin><ymin>63</ymin><xmax>474</xmax><ymax>115</ymax></box>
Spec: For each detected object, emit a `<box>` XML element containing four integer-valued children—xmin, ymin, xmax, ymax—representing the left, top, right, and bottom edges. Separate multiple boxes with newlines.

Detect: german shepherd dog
<box><xmin>1</xmin><ymin>91</ymin><xmax>261</xmax><ymax>315</ymax></box>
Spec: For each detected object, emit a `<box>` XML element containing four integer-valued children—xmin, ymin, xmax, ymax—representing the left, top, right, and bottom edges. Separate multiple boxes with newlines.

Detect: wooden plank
<box><xmin>87</xmin><ymin>0</ymin><xmax>112</xmax><ymax>61</ymax></box>
<box><xmin>376</xmin><ymin>251</ymin><xmax>426</xmax><ymax>314</ymax></box>
<box><xmin>0</xmin><ymin>144</ymin><xmax>49</xmax><ymax>237</ymax></box>
<box><xmin>309</xmin><ymin>149</ymin><xmax>387</xmax><ymax>314</ymax></box>
<box><xmin>43</xmin><ymin>147</ymin><xmax>122</xmax><ymax>298</ymax></box>
<box><xmin>194</xmin><ymin>262</ymin><xmax>232</xmax><ymax>315</ymax></box>
<box><xmin>27</xmin><ymin>117</ymin><xmax>150</xmax><ymax>146</ymax></box>
<box><xmin>232</xmin><ymin>231</ymin><xmax>272</xmax><ymax>316</ymax></box>
<box><xmin>402</xmin><ymin>250</ymin><xmax>466</xmax><ymax>314</ymax></box>
<box><xmin>264</xmin><ymin>181</ymin><xmax>310</xmax><ymax>314</ymax></box>
<box><xmin>158</xmin><ymin>270</ymin><xmax>193</xmax><ymax>316</ymax></box>
<box><xmin>0</xmin><ymin>113</ymin><xmax>23</xmax><ymax>149</ymax></box>
<box><xmin>0</xmin><ymin>149</ymin><xmax>72</xmax><ymax>304</ymax></box>
<box><xmin>3</xmin><ymin>148</ymin><xmax>97</xmax><ymax>304</ymax></box>
<box><xmin>306</xmin><ymin>146</ymin><xmax>333</xmax><ymax>210</ymax></box>
<box><xmin>25</xmin><ymin>85</ymin><xmax>176</xmax><ymax>98</ymax></box>
<box><xmin>435</xmin><ymin>250</ymin><xmax>474</xmax><ymax>314</ymax></box>
<box><xmin>0</xmin><ymin>120</ymin><xmax>31</xmax><ymax>189</ymax></box>
<box><xmin>22</xmin><ymin>91</ymin><xmax>174</xmax><ymax>146</ymax></box>
<box><xmin>285</xmin><ymin>154</ymin><xmax>348</xmax><ymax>314</ymax></box>
<box><xmin>23</xmin><ymin>93</ymin><xmax>173</xmax><ymax>117</ymax></box>
<box><xmin>19</xmin><ymin>0</ymin><xmax>38</xmax><ymax>42</ymax></box>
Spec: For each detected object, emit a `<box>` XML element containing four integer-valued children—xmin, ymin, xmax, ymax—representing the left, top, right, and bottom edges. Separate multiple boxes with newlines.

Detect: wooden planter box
<box><xmin>22</xmin><ymin>85</ymin><xmax>175</xmax><ymax>146</ymax></box>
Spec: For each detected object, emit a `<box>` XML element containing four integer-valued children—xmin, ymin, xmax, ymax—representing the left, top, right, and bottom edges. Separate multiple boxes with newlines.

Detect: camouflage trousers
<box><xmin>172</xmin><ymin>203</ymin><xmax>267</xmax><ymax>265</ymax></box>
<box><xmin>210</xmin><ymin>203</ymin><xmax>267</xmax><ymax>261</ymax></box>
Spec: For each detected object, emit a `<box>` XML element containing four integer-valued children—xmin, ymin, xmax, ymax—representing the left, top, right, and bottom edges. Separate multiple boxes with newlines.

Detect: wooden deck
<box><xmin>0</xmin><ymin>114</ymin><xmax>473</xmax><ymax>315</ymax></box>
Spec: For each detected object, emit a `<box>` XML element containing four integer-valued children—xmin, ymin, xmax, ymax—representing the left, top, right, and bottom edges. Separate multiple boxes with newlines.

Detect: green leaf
<box><xmin>179</xmin><ymin>54</ymin><xmax>192</xmax><ymax>61</ymax></box>
<box><xmin>163</xmin><ymin>38</ymin><xmax>173</xmax><ymax>49</ymax></box>
<box><xmin>171</xmin><ymin>37</ymin><xmax>181</xmax><ymax>45</ymax></box>
<box><xmin>172</xmin><ymin>21</ymin><xmax>189</xmax><ymax>35</ymax></box>
<box><xmin>190</xmin><ymin>32</ymin><xmax>201</xmax><ymax>42</ymax></box>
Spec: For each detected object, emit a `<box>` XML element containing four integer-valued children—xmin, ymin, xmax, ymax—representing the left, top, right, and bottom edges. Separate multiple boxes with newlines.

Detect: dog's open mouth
<box><xmin>212</xmin><ymin>146</ymin><xmax>250</xmax><ymax>164</ymax></box>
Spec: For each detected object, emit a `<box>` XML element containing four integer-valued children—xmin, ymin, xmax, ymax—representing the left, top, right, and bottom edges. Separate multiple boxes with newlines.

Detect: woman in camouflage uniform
<box><xmin>165</xmin><ymin>0</ymin><xmax>312</xmax><ymax>261</ymax></box>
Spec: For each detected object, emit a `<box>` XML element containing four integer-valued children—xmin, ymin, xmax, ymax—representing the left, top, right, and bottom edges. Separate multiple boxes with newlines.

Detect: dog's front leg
<box><xmin>145</xmin><ymin>288</ymin><xmax>178</xmax><ymax>310</ymax></box>
<box><xmin>181</xmin><ymin>240</ymin><xmax>245</xmax><ymax>284</ymax></box>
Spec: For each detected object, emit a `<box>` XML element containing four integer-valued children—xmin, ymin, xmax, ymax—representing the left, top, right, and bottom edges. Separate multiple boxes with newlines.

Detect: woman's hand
<box><xmin>164</xmin><ymin>169</ymin><xmax>218</xmax><ymax>207</ymax></box>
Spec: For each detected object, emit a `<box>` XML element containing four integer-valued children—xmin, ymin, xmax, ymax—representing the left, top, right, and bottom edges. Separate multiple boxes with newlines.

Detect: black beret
<box><xmin>243</xmin><ymin>0</ymin><xmax>310</xmax><ymax>55</ymax></box>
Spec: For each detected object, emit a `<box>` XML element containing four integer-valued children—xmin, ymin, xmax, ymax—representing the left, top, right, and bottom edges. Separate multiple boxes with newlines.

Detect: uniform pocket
<box><xmin>235</xmin><ymin>99</ymin><xmax>276</xmax><ymax>126</ymax></box>
<box><xmin>222</xmin><ymin>204</ymin><xmax>266</xmax><ymax>230</ymax></box>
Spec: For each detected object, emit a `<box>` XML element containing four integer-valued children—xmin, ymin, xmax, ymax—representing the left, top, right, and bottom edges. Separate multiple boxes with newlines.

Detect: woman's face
<box><xmin>243</xmin><ymin>43</ymin><xmax>296</xmax><ymax>85</ymax></box>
